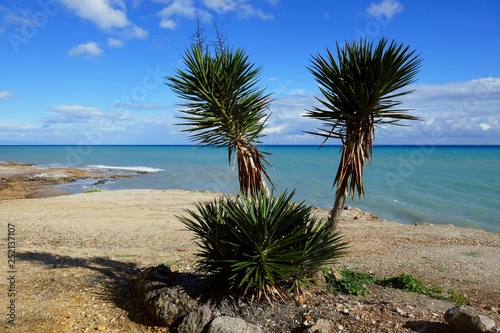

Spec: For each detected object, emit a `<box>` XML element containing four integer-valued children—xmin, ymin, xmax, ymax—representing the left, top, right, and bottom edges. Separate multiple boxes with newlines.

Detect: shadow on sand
<box><xmin>17</xmin><ymin>251</ymin><xmax>156</xmax><ymax>327</ymax></box>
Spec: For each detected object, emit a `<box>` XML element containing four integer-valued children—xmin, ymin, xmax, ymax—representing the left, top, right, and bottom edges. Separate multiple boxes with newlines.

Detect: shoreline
<box><xmin>0</xmin><ymin>161</ymin><xmax>133</xmax><ymax>200</ymax></box>
<box><xmin>1</xmin><ymin>161</ymin><xmax>498</xmax><ymax>234</ymax></box>
<box><xmin>0</xmin><ymin>188</ymin><xmax>498</xmax><ymax>332</ymax></box>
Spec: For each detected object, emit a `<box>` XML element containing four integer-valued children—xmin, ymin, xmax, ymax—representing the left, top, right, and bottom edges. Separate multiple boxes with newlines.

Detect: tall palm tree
<box><xmin>166</xmin><ymin>41</ymin><xmax>273</xmax><ymax>197</ymax></box>
<box><xmin>305</xmin><ymin>38</ymin><xmax>422</xmax><ymax>230</ymax></box>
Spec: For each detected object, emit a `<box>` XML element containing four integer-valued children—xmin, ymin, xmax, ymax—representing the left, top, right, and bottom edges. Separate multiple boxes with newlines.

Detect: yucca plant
<box><xmin>178</xmin><ymin>190</ymin><xmax>349</xmax><ymax>303</ymax></box>
<box><xmin>306</xmin><ymin>38</ymin><xmax>422</xmax><ymax>230</ymax></box>
<box><xmin>166</xmin><ymin>29</ymin><xmax>273</xmax><ymax>197</ymax></box>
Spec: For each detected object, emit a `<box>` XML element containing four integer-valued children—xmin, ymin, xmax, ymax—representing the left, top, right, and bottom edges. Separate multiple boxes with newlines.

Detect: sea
<box><xmin>1</xmin><ymin>145</ymin><xmax>499</xmax><ymax>233</ymax></box>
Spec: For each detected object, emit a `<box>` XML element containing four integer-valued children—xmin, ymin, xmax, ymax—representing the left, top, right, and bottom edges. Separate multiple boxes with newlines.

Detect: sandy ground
<box><xmin>0</xmin><ymin>163</ymin><xmax>499</xmax><ymax>332</ymax></box>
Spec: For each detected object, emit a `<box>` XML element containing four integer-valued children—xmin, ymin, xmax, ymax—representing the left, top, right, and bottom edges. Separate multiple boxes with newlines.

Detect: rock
<box><xmin>326</xmin><ymin>267</ymin><xmax>343</xmax><ymax>280</ymax></box>
<box><xmin>93</xmin><ymin>179</ymin><xmax>108</xmax><ymax>185</ymax></box>
<box><xmin>303</xmin><ymin>319</ymin><xmax>336</xmax><ymax>333</ymax></box>
<box><xmin>207</xmin><ymin>316</ymin><xmax>262</xmax><ymax>333</ymax></box>
<box><xmin>135</xmin><ymin>266</ymin><xmax>203</xmax><ymax>326</ymax></box>
<box><xmin>444</xmin><ymin>306</ymin><xmax>497</xmax><ymax>333</ymax></box>
<box><xmin>27</xmin><ymin>172</ymin><xmax>77</xmax><ymax>184</ymax></box>
<box><xmin>395</xmin><ymin>307</ymin><xmax>405</xmax><ymax>316</ymax></box>
<box><xmin>311</xmin><ymin>269</ymin><xmax>326</xmax><ymax>288</ymax></box>
<box><xmin>177</xmin><ymin>305</ymin><xmax>212</xmax><ymax>333</ymax></box>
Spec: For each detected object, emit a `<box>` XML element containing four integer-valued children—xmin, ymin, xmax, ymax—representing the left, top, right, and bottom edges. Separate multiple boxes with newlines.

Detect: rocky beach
<box><xmin>0</xmin><ymin>163</ymin><xmax>499</xmax><ymax>332</ymax></box>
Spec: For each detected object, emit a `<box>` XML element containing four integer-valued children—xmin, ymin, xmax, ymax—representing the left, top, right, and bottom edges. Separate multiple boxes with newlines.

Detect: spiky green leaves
<box><xmin>306</xmin><ymin>38</ymin><xmax>421</xmax><ymax>200</ymax></box>
<box><xmin>166</xmin><ymin>46</ymin><xmax>272</xmax><ymax>149</ymax></box>
<box><xmin>178</xmin><ymin>190</ymin><xmax>349</xmax><ymax>302</ymax></box>
<box><xmin>166</xmin><ymin>44</ymin><xmax>273</xmax><ymax>196</ymax></box>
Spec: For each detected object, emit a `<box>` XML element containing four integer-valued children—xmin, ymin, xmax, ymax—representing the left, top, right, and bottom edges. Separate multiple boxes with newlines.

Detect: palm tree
<box><xmin>166</xmin><ymin>36</ymin><xmax>273</xmax><ymax>197</ymax></box>
<box><xmin>305</xmin><ymin>38</ymin><xmax>422</xmax><ymax>230</ymax></box>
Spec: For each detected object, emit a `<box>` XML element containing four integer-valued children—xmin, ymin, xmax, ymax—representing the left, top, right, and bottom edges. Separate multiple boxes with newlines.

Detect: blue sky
<box><xmin>1</xmin><ymin>0</ymin><xmax>499</xmax><ymax>145</ymax></box>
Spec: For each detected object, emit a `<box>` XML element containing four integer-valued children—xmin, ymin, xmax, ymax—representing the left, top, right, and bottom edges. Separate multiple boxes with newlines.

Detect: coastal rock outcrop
<box><xmin>27</xmin><ymin>172</ymin><xmax>77</xmax><ymax>184</ymax></box>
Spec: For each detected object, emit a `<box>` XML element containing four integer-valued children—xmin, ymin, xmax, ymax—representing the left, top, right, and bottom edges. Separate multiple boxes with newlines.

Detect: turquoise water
<box><xmin>1</xmin><ymin>145</ymin><xmax>499</xmax><ymax>233</ymax></box>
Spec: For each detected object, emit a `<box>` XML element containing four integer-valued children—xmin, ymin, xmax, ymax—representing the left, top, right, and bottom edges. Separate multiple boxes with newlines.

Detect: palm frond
<box><xmin>166</xmin><ymin>42</ymin><xmax>274</xmax><ymax>195</ymax></box>
<box><xmin>305</xmin><ymin>38</ymin><xmax>421</xmax><ymax>199</ymax></box>
<box><xmin>179</xmin><ymin>190</ymin><xmax>349</xmax><ymax>302</ymax></box>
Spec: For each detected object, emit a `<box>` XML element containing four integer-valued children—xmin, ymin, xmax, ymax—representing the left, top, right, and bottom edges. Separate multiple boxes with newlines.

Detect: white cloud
<box><xmin>157</xmin><ymin>0</ymin><xmax>272</xmax><ymax>30</ymax></box>
<box><xmin>40</xmin><ymin>105</ymin><xmax>130</xmax><ymax>130</ymax></box>
<box><xmin>0</xmin><ymin>90</ymin><xmax>14</xmax><ymax>100</ymax></box>
<box><xmin>122</xmin><ymin>25</ymin><xmax>148</xmax><ymax>39</ymax></box>
<box><xmin>49</xmin><ymin>105</ymin><xmax>104</xmax><ymax>119</ymax></box>
<box><xmin>377</xmin><ymin>78</ymin><xmax>500</xmax><ymax>144</ymax></box>
<box><xmin>235</xmin><ymin>3</ymin><xmax>273</xmax><ymax>19</ymax></box>
<box><xmin>479</xmin><ymin>123</ymin><xmax>491</xmax><ymax>131</ymax></box>
<box><xmin>203</xmin><ymin>0</ymin><xmax>237</xmax><ymax>12</ymax></box>
<box><xmin>68</xmin><ymin>42</ymin><xmax>103</xmax><ymax>58</ymax></box>
<box><xmin>159</xmin><ymin>19</ymin><xmax>177</xmax><ymax>30</ymax></box>
<box><xmin>260</xmin><ymin>77</ymin><xmax>500</xmax><ymax>145</ymax></box>
<box><xmin>59</xmin><ymin>0</ymin><xmax>148</xmax><ymax>38</ymax></box>
<box><xmin>157</xmin><ymin>0</ymin><xmax>211</xmax><ymax>29</ymax></box>
<box><xmin>59</xmin><ymin>0</ymin><xmax>128</xmax><ymax>29</ymax></box>
<box><xmin>366</xmin><ymin>0</ymin><xmax>403</xmax><ymax>19</ymax></box>
<box><xmin>107</xmin><ymin>37</ymin><xmax>124</xmax><ymax>48</ymax></box>
<box><xmin>113</xmin><ymin>102</ymin><xmax>167</xmax><ymax>110</ymax></box>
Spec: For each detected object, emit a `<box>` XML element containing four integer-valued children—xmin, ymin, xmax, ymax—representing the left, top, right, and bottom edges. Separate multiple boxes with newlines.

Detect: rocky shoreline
<box><xmin>0</xmin><ymin>163</ymin><xmax>498</xmax><ymax>332</ymax></box>
<box><xmin>0</xmin><ymin>161</ymin><xmax>129</xmax><ymax>200</ymax></box>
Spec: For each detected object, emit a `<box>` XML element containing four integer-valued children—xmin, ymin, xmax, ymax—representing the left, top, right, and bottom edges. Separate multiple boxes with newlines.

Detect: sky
<box><xmin>1</xmin><ymin>0</ymin><xmax>499</xmax><ymax>145</ymax></box>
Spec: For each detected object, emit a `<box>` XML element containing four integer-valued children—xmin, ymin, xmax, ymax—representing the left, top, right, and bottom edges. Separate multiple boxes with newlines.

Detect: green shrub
<box><xmin>327</xmin><ymin>270</ymin><xmax>467</xmax><ymax>305</ymax></box>
<box><xmin>326</xmin><ymin>269</ymin><xmax>377</xmax><ymax>296</ymax></box>
<box><xmin>178</xmin><ymin>190</ymin><xmax>349</xmax><ymax>302</ymax></box>
<box><xmin>377</xmin><ymin>273</ymin><xmax>432</xmax><ymax>295</ymax></box>
<box><xmin>447</xmin><ymin>288</ymin><xmax>467</xmax><ymax>305</ymax></box>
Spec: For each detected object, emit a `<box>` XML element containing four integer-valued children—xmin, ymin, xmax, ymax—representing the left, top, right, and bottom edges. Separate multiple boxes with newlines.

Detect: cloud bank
<box><xmin>1</xmin><ymin>78</ymin><xmax>499</xmax><ymax>145</ymax></box>
<box><xmin>262</xmin><ymin>77</ymin><xmax>500</xmax><ymax>145</ymax></box>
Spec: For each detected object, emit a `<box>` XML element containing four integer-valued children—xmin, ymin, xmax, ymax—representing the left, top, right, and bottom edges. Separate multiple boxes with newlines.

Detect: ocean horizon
<box><xmin>1</xmin><ymin>144</ymin><xmax>499</xmax><ymax>233</ymax></box>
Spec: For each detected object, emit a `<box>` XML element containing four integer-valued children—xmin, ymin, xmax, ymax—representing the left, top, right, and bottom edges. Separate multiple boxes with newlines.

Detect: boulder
<box><xmin>177</xmin><ymin>305</ymin><xmax>212</xmax><ymax>333</ymax></box>
<box><xmin>135</xmin><ymin>266</ymin><xmax>203</xmax><ymax>326</ymax></box>
<box><xmin>207</xmin><ymin>316</ymin><xmax>262</xmax><ymax>333</ymax></box>
<box><xmin>444</xmin><ymin>306</ymin><xmax>497</xmax><ymax>333</ymax></box>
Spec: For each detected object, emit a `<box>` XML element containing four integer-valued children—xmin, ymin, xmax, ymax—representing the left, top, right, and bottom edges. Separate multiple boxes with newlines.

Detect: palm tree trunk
<box><xmin>235</xmin><ymin>142</ymin><xmax>271</xmax><ymax>197</ymax></box>
<box><xmin>327</xmin><ymin>191</ymin><xmax>346</xmax><ymax>231</ymax></box>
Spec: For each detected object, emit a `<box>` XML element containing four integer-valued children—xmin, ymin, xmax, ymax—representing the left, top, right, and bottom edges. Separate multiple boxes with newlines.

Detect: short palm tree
<box><xmin>305</xmin><ymin>38</ymin><xmax>422</xmax><ymax>230</ymax></box>
<box><xmin>179</xmin><ymin>190</ymin><xmax>348</xmax><ymax>302</ymax></box>
<box><xmin>166</xmin><ymin>43</ymin><xmax>273</xmax><ymax>197</ymax></box>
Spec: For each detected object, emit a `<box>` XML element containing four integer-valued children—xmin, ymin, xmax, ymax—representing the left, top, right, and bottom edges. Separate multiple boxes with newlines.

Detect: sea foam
<box><xmin>87</xmin><ymin>165</ymin><xmax>165</xmax><ymax>173</ymax></box>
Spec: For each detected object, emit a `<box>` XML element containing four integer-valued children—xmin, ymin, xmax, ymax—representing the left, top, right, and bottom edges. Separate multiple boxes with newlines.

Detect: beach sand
<box><xmin>0</xmin><ymin>164</ymin><xmax>499</xmax><ymax>332</ymax></box>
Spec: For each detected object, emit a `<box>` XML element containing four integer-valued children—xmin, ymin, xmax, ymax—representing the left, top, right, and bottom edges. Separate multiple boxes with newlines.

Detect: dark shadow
<box><xmin>18</xmin><ymin>252</ymin><xmax>326</xmax><ymax>332</ymax></box>
<box><xmin>403</xmin><ymin>320</ymin><xmax>452</xmax><ymax>333</ymax></box>
<box><xmin>17</xmin><ymin>251</ymin><xmax>157</xmax><ymax>327</ymax></box>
